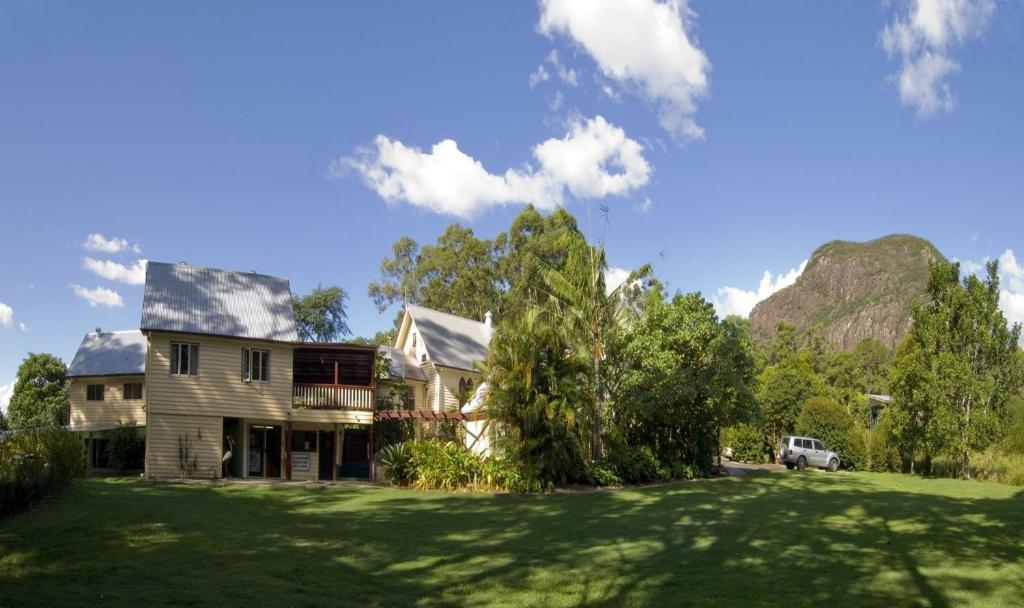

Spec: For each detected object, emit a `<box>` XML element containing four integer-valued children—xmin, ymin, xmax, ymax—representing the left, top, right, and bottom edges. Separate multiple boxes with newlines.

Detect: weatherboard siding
<box><xmin>146</xmin><ymin>412</ymin><xmax>222</xmax><ymax>479</ymax></box>
<box><xmin>68</xmin><ymin>375</ymin><xmax>146</xmax><ymax>432</ymax></box>
<box><xmin>145</xmin><ymin>332</ymin><xmax>294</xmax><ymax>420</ymax></box>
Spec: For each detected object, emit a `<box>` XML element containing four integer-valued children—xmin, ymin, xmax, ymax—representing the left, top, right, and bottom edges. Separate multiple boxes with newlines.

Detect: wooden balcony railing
<box><xmin>293</xmin><ymin>383</ymin><xmax>374</xmax><ymax>411</ymax></box>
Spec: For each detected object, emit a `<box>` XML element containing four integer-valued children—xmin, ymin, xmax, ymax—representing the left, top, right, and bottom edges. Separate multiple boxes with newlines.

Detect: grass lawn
<box><xmin>2</xmin><ymin>472</ymin><xmax>1022</xmax><ymax>607</ymax></box>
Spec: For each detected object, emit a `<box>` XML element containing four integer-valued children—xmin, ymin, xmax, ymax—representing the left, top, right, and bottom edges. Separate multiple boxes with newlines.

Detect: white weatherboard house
<box><xmin>66</xmin><ymin>261</ymin><xmax>494</xmax><ymax>480</ymax></box>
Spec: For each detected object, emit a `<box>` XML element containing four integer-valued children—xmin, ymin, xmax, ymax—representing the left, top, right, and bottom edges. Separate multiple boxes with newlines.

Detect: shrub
<box><xmin>932</xmin><ymin>448</ymin><xmax>1024</xmax><ymax>486</ymax></box>
<box><xmin>724</xmin><ymin>423</ymin><xmax>763</xmax><ymax>463</ymax></box>
<box><xmin>108</xmin><ymin>422</ymin><xmax>144</xmax><ymax>470</ymax></box>
<box><xmin>378</xmin><ymin>442</ymin><xmax>414</xmax><ymax>485</ymax></box>
<box><xmin>841</xmin><ymin>427</ymin><xmax>869</xmax><ymax>471</ymax></box>
<box><xmin>869</xmin><ymin>415</ymin><xmax>901</xmax><ymax>472</ymax></box>
<box><xmin>1</xmin><ymin>427</ymin><xmax>85</xmax><ymax>517</ymax></box>
<box><xmin>604</xmin><ymin>446</ymin><xmax>663</xmax><ymax>484</ymax></box>
<box><xmin>405</xmin><ymin>440</ymin><xmax>540</xmax><ymax>492</ymax></box>
<box><xmin>587</xmin><ymin>463</ymin><xmax>622</xmax><ymax>487</ymax></box>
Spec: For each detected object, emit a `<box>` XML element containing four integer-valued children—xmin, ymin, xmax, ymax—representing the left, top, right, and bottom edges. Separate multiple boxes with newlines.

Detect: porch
<box><xmin>292</xmin><ymin>344</ymin><xmax>376</xmax><ymax>411</ymax></box>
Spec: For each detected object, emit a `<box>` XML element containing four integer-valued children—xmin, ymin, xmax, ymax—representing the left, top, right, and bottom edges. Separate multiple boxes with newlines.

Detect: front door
<box><xmin>339</xmin><ymin>427</ymin><xmax>370</xmax><ymax>479</ymax></box>
<box><xmin>248</xmin><ymin>425</ymin><xmax>282</xmax><ymax>478</ymax></box>
<box><xmin>318</xmin><ymin>430</ymin><xmax>335</xmax><ymax>481</ymax></box>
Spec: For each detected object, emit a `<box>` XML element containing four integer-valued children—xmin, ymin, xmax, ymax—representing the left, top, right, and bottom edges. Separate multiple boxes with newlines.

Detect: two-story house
<box><xmin>67</xmin><ymin>261</ymin><xmax>495</xmax><ymax>480</ymax></box>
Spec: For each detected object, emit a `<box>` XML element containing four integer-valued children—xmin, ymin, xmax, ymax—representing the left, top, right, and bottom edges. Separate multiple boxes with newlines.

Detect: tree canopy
<box><xmin>7</xmin><ymin>353</ymin><xmax>68</xmax><ymax>429</ymax></box>
<box><xmin>292</xmin><ymin>285</ymin><xmax>351</xmax><ymax>342</ymax></box>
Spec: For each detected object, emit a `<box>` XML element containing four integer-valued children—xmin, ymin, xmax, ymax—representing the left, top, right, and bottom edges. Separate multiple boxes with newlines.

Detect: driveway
<box><xmin>722</xmin><ymin>460</ymin><xmax>786</xmax><ymax>476</ymax></box>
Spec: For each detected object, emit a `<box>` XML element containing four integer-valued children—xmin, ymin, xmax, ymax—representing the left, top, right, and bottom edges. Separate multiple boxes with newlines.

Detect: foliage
<box><xmin>587</xmin><ymin>463</ymin><xmax>621</xmax><ymax>486</ymax></box>
<box><xmin>610</xmin><ymin>292</ymin><xmax>755</xmax><ymax>473</ymax></box>
<box><xmin>378</xmin><ymin>442</ymin><xmax>414</xmax><ymax>485</ymax></box>
<box><xmin>407</xmin><ymin>440</ymin><xmax>540</xmax><ymax>492</ymax></box>
<box><xmin>869</xmin><ymin>414</ymin><xmax>901</xmax><ymax>472</ymax></box>
<box><xmin>757</xmin><ymin>352</ymin><xmax>826</xmax><ymax>452</ymax></box>
<box><xmin>108</xmin><ymin>422</ymin><xmax>145</xmax><ymax>470</ymax></box>
<box><xmin>177</xmin><ymin>430</ymin><xmax>201</xmax><ymax>480</ymax></box>
<box><xmin>7</xmin><ymin>353</ymin><xmax>68</xmax><ymax>429</ymax></box>
<box><xmin>373</xmin><ymin>351</ymin><xmax>416</xmax><ymax>448</ymax></box>
<box><xmin>292</xmin><ymin>285</ymin><xmax>351</xmax><ymax>342</ymax></box>
<box><xmin>889</xmin><ymin>260</ymin><xmax>1024</xmax><ymax>478</ymax></box>
<box><xmin>485</xmin><ymin>309</ymin><xmax>590</xmax><ymax>484</ymax></box>
<box><xmin>1</xmin><ymin>427</ymin><xmax>85</xmax><ymax>517</ymax></box>
<box><xmin>602</xmin><ymin>445</ymin><xmax>666</xmax><ymax>484</ymax></box>
<box><xmin>1002</xmin><ymin>393</ymin><xmax>1024</xmax><ymax>454</ymax></box>
<box><xmin>795</xmin><ymin>398</ymin><xmax>854</xmax><ymax>457</ymax></box>
<box><xmin>841</xmin><ymin>427</ymin><xmax>869</xmax><ymax>471</ymax></box>
<box><xmin>724</xmin><ymin>423</ymin><xmax>763</xmax><ymax>463</ymax></box>
<box><xmin>930</xmin><ymin>448</ymin><xmax>1024</xmax><ymax>487</ymax></box>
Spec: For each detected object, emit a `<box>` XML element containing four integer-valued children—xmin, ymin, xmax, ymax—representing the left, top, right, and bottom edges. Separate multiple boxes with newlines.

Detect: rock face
<box><xmin>749</xmin><ymin>235</ymin><xmax>945</xmax><ymax>351</ymax></box>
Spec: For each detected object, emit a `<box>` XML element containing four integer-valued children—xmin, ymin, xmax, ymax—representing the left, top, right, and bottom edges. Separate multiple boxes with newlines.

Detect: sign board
<box><xmin>293</xmin><ymin>452</ymin><xmax>311</xmax><ymax>472</ymax></box>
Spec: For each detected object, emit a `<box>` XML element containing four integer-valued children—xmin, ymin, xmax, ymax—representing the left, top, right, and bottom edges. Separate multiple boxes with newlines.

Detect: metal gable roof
<box><xmin>378</xmin><ymin>345</ymin><xmax>427</xmax><ymax>382</ymax></box>
<box><xmin>141</xmin><ymin>261</ymin><xmax>299</xmax><ymax>342</ymax></box>
<box><xmin>67</xmin><ymin>330</ymin><xmax>147</xmax><ymax>377</ymax></box>
<box><xmin>406</xmin><ymin>304</ymin><xmax>491</xmax><ymax>372</ymax></box>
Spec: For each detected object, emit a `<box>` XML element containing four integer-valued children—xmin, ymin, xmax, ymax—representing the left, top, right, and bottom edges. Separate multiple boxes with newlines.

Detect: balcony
<box><xmin>293</xmin><ymin>383</ymin><xmax>374</xmax><ymax>410</ymax></box>
<box><xmin>292</xmin><ymin>344</ymin><xmax>377</xmax><ymax>412</ymax></box>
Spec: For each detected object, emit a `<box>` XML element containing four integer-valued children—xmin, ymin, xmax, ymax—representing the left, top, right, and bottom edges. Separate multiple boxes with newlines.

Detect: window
<box><xmin>122</xmin><ymin>383</ymin><xmax>143</xmax><ymax>400</ymax></box>
<box><xmin>291</xmin><ymin>430</ymin><xmax>317</xmax><ymax>452</ymax></box>
<box><xmin>799</xmin><ymin>439</ymin><xmax>811</xmax><ymax>449</ymax></box>
<box><xmin>813</xmin><ymin>440</ymin><xmax>825</xmax><ymax>451</ymax></box>
<box><xmin>412</xmin><ymin>333</ymin><xmax>417</xmax><ymax>350</ymax></box>
<box><xmin>241</xmin><ymin>348</ymin><xmax>270</xmax><ymax>382</ymax></box>
<box><xmin>86</xmin><ymin>384</ymin><xmax>104</xmax><ymax>401</ymax></box>
<box><xmin>170</xmin><ymin>343</ymin><xmax>199</xmax><ymax>376</ymax></box>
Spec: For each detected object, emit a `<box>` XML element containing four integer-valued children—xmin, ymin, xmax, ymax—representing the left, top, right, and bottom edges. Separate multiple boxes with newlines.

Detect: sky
<box><xmin>2</xmin><ymin>0</ymin><xmax>1023</xmax><ymax>412</ymax></box>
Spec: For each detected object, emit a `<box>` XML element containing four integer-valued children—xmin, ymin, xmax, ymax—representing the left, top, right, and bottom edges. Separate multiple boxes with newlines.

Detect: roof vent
<box><xmin>95</xmin><ymin>326</ymin><xmax>102</xmax><ymax>335</ymax></box>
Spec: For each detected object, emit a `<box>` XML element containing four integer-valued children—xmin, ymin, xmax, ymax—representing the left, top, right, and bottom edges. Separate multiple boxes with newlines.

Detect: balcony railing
<box><xmin>293</xmin><ymin>383</ymin><xmax>374</xmax><ymax>411</ymax></box>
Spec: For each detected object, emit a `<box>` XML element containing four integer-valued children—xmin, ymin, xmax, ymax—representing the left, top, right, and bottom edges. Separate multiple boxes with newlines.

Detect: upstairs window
<box><xmin>241</xmin><ymin>348</ymin><xmax>270</xmax><ymax>382</ymax></box>
<box><xmin>170</xmin><ymin>343</ymin><xmax>199</xmax><ymax>377</ymax></box>
<box><xmin>87</xmin><ymin>384</ymin><xmax>105</xmax><ymax>401</ymax></box>
<box><xmin>122</xmin><ymin>383</ymin><xmax>143</xmax><ymax>400</ymax></box>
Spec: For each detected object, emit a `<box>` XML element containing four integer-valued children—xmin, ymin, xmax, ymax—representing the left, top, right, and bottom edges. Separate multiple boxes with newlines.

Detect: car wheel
<box><xmin>796</xmin><ymin>456</ymin><xmax>807</xmax><ymax>471</ymax></box>
<box><xmin>828</xmin><ymin>458</ymin><xmax>839</xmax><ymax>472</ymax></box>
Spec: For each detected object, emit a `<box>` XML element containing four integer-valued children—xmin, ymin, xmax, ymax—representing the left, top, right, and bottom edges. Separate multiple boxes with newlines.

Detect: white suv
<box><xmin>779</xmin><ymin>436</ymin><xmax>840</xmax><ymax>472</ymax></box>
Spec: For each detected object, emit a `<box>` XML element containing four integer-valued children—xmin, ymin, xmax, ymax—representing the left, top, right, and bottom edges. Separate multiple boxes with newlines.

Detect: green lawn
<box><xmin>2</xmin><ymin>472</ymin><xmax>1022</xmax><ymax>607</ymax></box>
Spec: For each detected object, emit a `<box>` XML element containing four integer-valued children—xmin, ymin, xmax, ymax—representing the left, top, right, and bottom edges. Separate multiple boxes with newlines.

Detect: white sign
<box><xmin>293</xmin><ymin>452</ymin><xmax>310</xmax><ymax>472</ymax></box>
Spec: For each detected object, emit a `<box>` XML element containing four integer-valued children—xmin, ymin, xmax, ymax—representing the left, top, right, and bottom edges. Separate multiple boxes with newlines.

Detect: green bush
<box><xmin>587</xmin><ymin>463</ymin><xmax>622</xmax><ymax>486</ymax></box>
<box><xmin>931</xmin><ymin>448</ymin><xmax>1024</xmax><ymax>486</ymax></box>
<box><xmin>407</xmin><ymin>440</ymin><xmax>540</xmax><ymax>492</ymax></box>
<box><xmin>378</xmin><ymin>442</ymin><xmax>414</xmax><ymax>485</ymax></box>
<box><xmin>108</xmin><ymin>423</ymin><xmax>145</xmax><ymax>470</ymax></box>
<box><xmin>724</xmin><ymin>423</ymin><xmax>763</xmax><ymax>463</ymax></box>
<box><xmin>841</xmin><ymin>427</ymin><xmax>869</xmax><ymax>471</ymax></box>
<box><xmin>869</xmin><ymin>415</ymin><xmax>901</xmax><ymax>472</ymax></box>
<box><xmin>604</xmin><ymin>446</ymin><xmax>663</xmax><ymax>484</ymax></box>
<box><xmin>1</xmin><ymin>427</ymin><xmax>85</xmax><ymax>517</ymax></box>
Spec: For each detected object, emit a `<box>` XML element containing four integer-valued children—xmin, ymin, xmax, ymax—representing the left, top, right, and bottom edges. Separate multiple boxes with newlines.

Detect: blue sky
<box><xmin>1</xmin><ymin>1</ymin><xmax>1023</xmax><ymax>409</ymax></box>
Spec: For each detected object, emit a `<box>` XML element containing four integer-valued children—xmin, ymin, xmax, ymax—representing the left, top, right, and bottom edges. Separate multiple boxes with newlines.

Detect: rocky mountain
<box><xmin>749</xmin><ymin>235</ymin><xmax>945</xmax><ymax>351</ymax></box>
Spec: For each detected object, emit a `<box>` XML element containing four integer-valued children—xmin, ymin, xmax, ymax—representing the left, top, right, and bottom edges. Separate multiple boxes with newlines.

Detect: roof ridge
<box><xmin>147</xmin><ymin>260</ymin><xmax>291</xmax><ymax>284</ymax></box>
<box><xmin>408</xmin><ymin>303</ymin><xmax>488</xmax><ymax>327</ymax></box>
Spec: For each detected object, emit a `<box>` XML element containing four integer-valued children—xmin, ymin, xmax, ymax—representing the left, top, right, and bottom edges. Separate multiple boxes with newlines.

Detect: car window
<box><xmin>781</xmin><ymin>436</ymin><xmax>791</xmax><ymax>448</ymax></box>
<box><xmin>813</xmin><ymin>440</ymin><xmax>825</xmax><ymax>451</ymax></box>
<box><xmin>799</xmin><ymin>439</ymin><xmax>810</xmax><ymax>449</ymax></box>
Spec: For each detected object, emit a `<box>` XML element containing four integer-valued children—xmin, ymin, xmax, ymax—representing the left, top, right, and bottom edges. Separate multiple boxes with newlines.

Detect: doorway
<box><xmin>339</xmin><ymin>426</ymin><xmax>370</xmax><ymax>479</ymax></box>
<box><xmin>248</xmin><ymin>425</ymin><xmax>282</xmax><ymax>478</ymax></box>
<box><xmin>318</xmin><ymin>430</ymin><xmax>335</xmax><ymax>481</ymax></box>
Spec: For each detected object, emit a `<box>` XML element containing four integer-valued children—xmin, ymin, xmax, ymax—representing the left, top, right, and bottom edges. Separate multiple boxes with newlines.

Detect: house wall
<box><xmin>68</xmin><ymin>375</ymin><xmax>147</xmax><ymax>432</ymax></box>
<box><xmin>145</xmin><ymin>332</ymin><xmax>294</xmax><ymax>420</ymax></box>
<box><xmin>438</xmin><ymin>367</ymin><xmax>482</xmax><ymax>413</ymax></box>
<box><xmin>146</xmin><ymin>412</ymin><xmax>222</xmax><ymax>479</ymax></box>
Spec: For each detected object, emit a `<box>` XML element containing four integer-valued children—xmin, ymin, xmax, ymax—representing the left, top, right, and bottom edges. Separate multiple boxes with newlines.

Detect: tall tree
<box><xmin>611</xmin><ymin>293</ymin><xmax>756</xmax><ymax>471</ymax></box>
<box><xmin>890</xmin><ymin>260</ymin><xmax>1023</xmax><ymax>478</ymax></box>
<box><xmin>292</xmin><ymin>286</ymin><xmax>351</xmax><ymax>342</ymax></box>
<box><xmin>8</xmin><ymin>353</ymin><xmax>68</xmax><ymax>429</ymax></box>
<box><xmin>756</xmin><ymin>351</ymin><xmax>826</xmax><ymax>455</ymax></box>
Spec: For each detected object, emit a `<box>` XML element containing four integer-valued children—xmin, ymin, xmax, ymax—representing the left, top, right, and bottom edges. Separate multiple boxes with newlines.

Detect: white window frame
<box><xmin>170</xmin><ymin>342</ymin><xmax>199</xmax><ymax>377</ymax></box>
<box><xmin>241</xmin><ymin>348</ymin><xmax>270</xmax><ymax>383</ymax></box>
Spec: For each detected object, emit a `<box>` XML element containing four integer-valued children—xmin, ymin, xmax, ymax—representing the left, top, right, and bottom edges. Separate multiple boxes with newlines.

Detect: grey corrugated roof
<box><xmin>407</xmin><ymin>304</ymin><xmax>491</xmax><ymax>372</ymax></box>
<box><xmin>67</xmin><ymin>330</ymin><xmax>147</xmax><ymax>377</ymax></box>
<box><xmin>141</xmin><ymin>261</ymin><xmax>299</xmax><ymax>342</ymax></box>
<box><xmin>378</xmin><ymin>346</ymin><xmax>427</xmax><ymax>382</ymax></box>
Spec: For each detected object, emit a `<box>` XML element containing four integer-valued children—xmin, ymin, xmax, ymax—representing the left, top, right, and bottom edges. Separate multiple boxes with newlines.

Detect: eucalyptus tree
<box><xmin>890</xmin><ymin>260</ymin><xmax>1023</xmax><ymax>478</ymax></box>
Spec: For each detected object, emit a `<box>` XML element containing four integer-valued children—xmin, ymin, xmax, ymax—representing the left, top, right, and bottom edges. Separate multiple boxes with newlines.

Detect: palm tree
<box><xmin>537</xmin><ymin>230</ymin><xmax>650</xmax><ymax>461</ymax></box>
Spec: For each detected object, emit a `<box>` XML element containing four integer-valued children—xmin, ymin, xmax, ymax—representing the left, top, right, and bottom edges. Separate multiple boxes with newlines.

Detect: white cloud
<box><xmin>633</xmin><ymin>197</ymin><xmax>653</xmax><ymax>214</ymax></box>
<box><xmin>957</xmin><ymin>249</ymin><xmax>1024</xmax><ymax>341</ymax></box>
<box><xmin>880</xmin><ymin>0</ymin><xmax>996</xmax><ymax>117</ymax></box>
<box><xmin>546</xmin><ymin>49</ymin><xmax>579</xmax><ymax>86</ymax></box>
<box><xmin>530</xmin><ymin>64</ymin><xmax>550</xmax><ymax>88</ymax></box>
<box><xmin>0</xmin><ymin>303</ymin><xmax>11</xmax><ymax>328</ymax></box>
<box><xmin>714</xmin><ymin>260</ymin><xmax>809</xmax><ymax>319</ymax></box>
<box><xmin>605</xmin><ymin>266</ymin><xmax>632</xmax><ymax>295</ymax></box>
<box><xmin>83</xmin><ymin>233</ymin><xmax>140</xmax><ymax>254</ymax></box>
<box><xmin>341</xmin><ymin>115</ymin><xmax>651</xmax><ymax>218</ymax></box>
<box><xmin>0</xmin><ymin>379</ymin><xmax>14</xmax><ymax>416</ymax></box>
<box><xmin>70</xmin><ymin>284</ymin><xmax>124</xmax><ymax>308</ymax></box>
<box><xmin>538</xmin><ymin>0</ymin><xmax>711</xmax><ymax>140</ymax></box>
<box><xmin>18</xmin><ymin>322</ymin><xmax>28</xmax><ymax>332</ymax></box>
<box><xmin>82</xmin><ymin>257</ymin><xmax>147</xmax><ymax>285</ymax></box>
<box><xmin>548</xmin><ymin>90</ymin><xmax>565</xmax><ymax>111</ymax></box>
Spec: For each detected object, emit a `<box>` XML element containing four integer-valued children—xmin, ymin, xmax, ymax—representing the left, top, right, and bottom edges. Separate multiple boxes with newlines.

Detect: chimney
<box><xmin>484</xmin><ymin>311</ymin><xmax>492</xmax><ymax>329</ymax></box>
<box><xmin>95</xmin><ymin>327</ymin><xmax>103</xmax><ymax>335</ymax></box>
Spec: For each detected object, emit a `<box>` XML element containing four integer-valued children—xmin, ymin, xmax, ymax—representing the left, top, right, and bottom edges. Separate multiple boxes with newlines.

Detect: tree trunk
<box><xmin>593</xmin><ymin>349</ymin><xmax>602</xmax><ymax>461</ymax></box>
<box><xmin>962</xmin><ymin>449</ymin><xmax>971</xmax><ymax>480</ymax></box>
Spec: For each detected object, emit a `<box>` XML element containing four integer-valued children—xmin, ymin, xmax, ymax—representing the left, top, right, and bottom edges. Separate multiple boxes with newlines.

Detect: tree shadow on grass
<box><xmin>1</xmin><ymin>474</ymin><xmax>1022</xmax><ymax>607</ymax></box>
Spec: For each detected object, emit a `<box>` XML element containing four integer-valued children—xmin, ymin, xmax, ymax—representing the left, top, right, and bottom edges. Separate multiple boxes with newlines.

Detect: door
<box><xmin>318</xmin><ymin>430</ymin><xmax>335</xmax><ymax>481</ymax></box>
<box><xmin>812</xmin><ymin>440</ymin><xmax>827</xmax><ymax>467</ymax></box>
<box><xmin>339</xmin><ymin>427</ymin><xmax>370</xmax><ymax>479</ymax></box>
<box><xmin>248</xmin><ymin>425</ymin><xmax>282</xmax><ymax>478</ymax></box>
